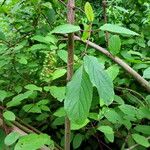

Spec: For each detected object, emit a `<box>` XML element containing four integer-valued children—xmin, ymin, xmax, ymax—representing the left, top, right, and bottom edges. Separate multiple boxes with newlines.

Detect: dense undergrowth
<box><xmin>0</xmin><ymin>0</ymin><xmax>150</xmax><ymax>150</ymax></box>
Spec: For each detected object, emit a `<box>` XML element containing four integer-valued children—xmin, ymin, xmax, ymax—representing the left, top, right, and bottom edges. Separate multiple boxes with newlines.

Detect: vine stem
<box><xmin>65</xmin><ymin>0</ymin><xmax>75</xmax><ymax>150</ymax></box>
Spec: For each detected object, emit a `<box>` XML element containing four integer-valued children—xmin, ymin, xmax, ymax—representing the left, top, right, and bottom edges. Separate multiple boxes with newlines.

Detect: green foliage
<box><xmin>0</xmin><ymin>0</ymin><xmax>150</xmax><ymax>149</ymax></box>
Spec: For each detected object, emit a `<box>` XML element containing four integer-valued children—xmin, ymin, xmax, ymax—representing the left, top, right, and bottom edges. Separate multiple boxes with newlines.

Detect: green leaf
<box><xmin>84</xmin><ymin>2</ymin><xmax>94</xmax><ymax>22</ymax></box>
<box><xmin>0</xmin><ymin>31</ymin><xmax>6</xmax><ymax>41</ymax></box>
<box><xmin>73</xmin><ymin>134</ymin><xmax>83</xmax><ymax>149</ymax></box>
<box><xmin>49</xmin><ymin>86</ymin><xmax>66</xmax><ymax>102</ymax></box>
<box><xmin>100</xmin><ymin>24</ymin><xmax>139</xmax><ymax>36</ymax></box>
<box><xmin>7</xmin><ymin>91</ymin><xmax>33</xmax><ymax>107</ymax></box>
<box><xmin>18</xmin><ymin>56</ymin><xmax>27</xmax><ymax>64</ymax></box>
<box><xmin>104</xmin><ymin>109</ymin><xmax>122</xmax><ymax>124</ymax></box>
<box><xmin>23</xmin><ymin>104</ymin><xmax>41</xmax><ymax>113</ymax></box>
<box><xmin>5</xmin><ymin>132</ymin><xmax>20</xmax><ymax>146</ymax></box>
<box><xmin>71</xmin><ymin>119</ymin><xmax>89</xmax><ymax>130</ymax></box>
<box><xmin>97</xmin><ymin>126</ymin><xmax>114</xmax><ymax>142</ymax></box>
<box><xmin>3</xmin><ymin>111</ymin><xmax>16</xmax><ymax>121</ymax></box>
<box><xmin>24</xmin><ymin>84</ymin><xmax>42</xmax><ymax>92</ymax></box>
<box><xmin>51</xmin><ymin>24</ymin><xmax>80</xmax><ymax>34</ymax></box>
<box><xmin>53</xmin><ymin>107</ymin><xmax>66</xmax><ymax>117</ymax></box>
<box><xmin>57</xmin><ymin>50</ymin><xmax>78</xmax><ymax>63</ymax></box>
<box><xmin>0</xmin><ymin>90</ymin><xmax>7</xmax><ymax>102</ymax></box>
<box><xmin>84</xmin><ymin>56</ymin><xmax>114</xmax><ymax>105</ymax></box>
<box><xmin>106</xmin><ymin>65</ymin><xmax>119</xmax><ymax>81</ymax></box>
<box><xmin>108</xmin><ymin>35</ymin><xmax>121</xmax><ymax>55</ymax></box>
<box><xmin>143</xmin><ymin>67</ymin><xmax>150</xmax><ymax>79</ymax></box>
<box><xmin>132</xmin><ymin>134</ymin><xmax>150</xmax><ymax>147</ymax></box>
<box><xmin>134</xmin><ymin>125</ymin><xmax>150</xmax><ymax>135</ymax></box>
<box><xmin>64</xmin><ymin>66</ymin><xmax>93</xmax><ymax>124</ymax></box>
<box><xmin>51</xmin><ymin>69</ymin><xmax>66</xmax><ymax>80</ymax></box>
<box><xmin>29</xmin><ymin>44</ymin><xmax>48</xmax><ymax>51</ymax></box>
<box><xmin>14</xmin><ymin>134</ymin><xmax>54</xmax><ymax>150</ymax></box>
<box><xmin>81</xmin><ymin>24</ymin><xmax>91</xmax><ymax>41</ymax></box>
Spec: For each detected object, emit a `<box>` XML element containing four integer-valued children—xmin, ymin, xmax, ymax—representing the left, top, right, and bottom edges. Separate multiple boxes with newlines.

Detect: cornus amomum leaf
<box><xmin>64</xmin><ymin>66</ymin><xmax>93</xmax><ymax>125</ymax></box>
<box><xmin>84</xmin><ymin>56</ymin><xmax>114</xmax><ymax>105</ymax></box>
<box><xmin>51</xmin><ymin>24</ymin><xmax>80</xmax><ymax>34</ymax></box>
<box><xmin>100</xmin><ymin>24</ymin><xmax>139</xmax><ymax>36</ymax></box>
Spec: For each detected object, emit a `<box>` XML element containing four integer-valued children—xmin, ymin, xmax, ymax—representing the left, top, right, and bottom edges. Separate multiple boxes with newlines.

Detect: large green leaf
<box><xmin>64</xmin><ymin>66</ymin><xmax>93</xmax><ymax>124</ymax></box>
<box><xmin>14</xmin><ymin>134</ymin><xmax>54</xmax><ymax>150</ymax></box>
<box><xmin>84</xmin><ymin>56</ymin><xmax>114</xmax><ymax>105</ymax></box>
<box><xmin>100</xmin><ymin>24</ymin><xmax>139</xmax><ymax>36</ymax></box>
<box><xmin>132</xmin><ymin>134</ymin><xmax>150</xmax><ymax>147</ymax></box>
<box><xmin>51</xmin><ymin>24</ymin><xmax>80</xmax><ymax>34</ymax></box>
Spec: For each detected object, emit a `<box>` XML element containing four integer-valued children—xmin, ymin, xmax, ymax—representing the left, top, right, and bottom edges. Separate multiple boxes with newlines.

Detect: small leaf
<box><xmin>57</xmin><ymin>50</ymin><xmax>78</xmax><ymax>63</ymax></box>
<box><xmin>0</xmin><ymin>31</ymin><xmax>6</xmax><ymax>41</ymax></box>
<box><xmin>143</xmin><ymin>67</ymin><xmax>150</xmax><ymax>79</ymax></box>
<box><xmin>6</xmin><ymin>91</ymin><xmax>33</xmax><ymax>107</ymax></box>
<box><xmin>64</xmin><ymin>66</ymin><xmax>93</xmax><ymax>124</ymax></box>
<box><xmin>100</xmin><ymin>24</ymin><xmax>139</xmax><ymax>36</ymax></box>
<box><xmin>73</xmin><ymin>134</ymin><xmax>83</xmax><ymax>149</ymax></box>
<box><xmin>134</xmin><ymin>125</ymin><xmax>150</xmax><ymax>135</ymax></box>
<box><xmin>51</xmin><ymin>24</ymin><xmax>80</xmax><ymax>34</ymax></box>
<box><xmin>53</xmin><ymin>107</ymin><xmax>66</xmax><ymax>117</ymax></box>
<box><xmin>3</xmin><ymin>111</ymin><xmax>16</xmax><ymax>121</ymax></box>
<box><xmin>5</xmin><ymin>132</ymin><xmax>20</xmax><ymax>146</ymax></box>
<box><xmin>97</xmin><ymin>126</ymin><xmax>114</xmax><ymax>142</ymax></box>
<box><xmin>71</xmin><ymin>119</ymin><xmax>89</xmax><ymax>130</ymax></box>
<box><xmin>0</xmin><ymin>90</ymin><xmax>7</xmax><ymax>102</ymax></box>
<box><xmin>49</xmin><ymin>86</ymin><xmax>66</xmax><ymax>102</ymax></box>
<box><xmin>51</xmin><ymin>69</ymin><xmax>66</xmax><ymax>80</ymax></box>
<box><xmin>23</xmin><ymin>104</ymin><xmax>41</xmax><ymax>113</ymax></box>
<box><xmin>132</xmin><ymin>134</ymin><xmax>150</xmax><ymax>147</ymax></box>
<box><xmin>81</xmin><ymin>24</ymin><xmax>91</xmax><ymax>41</ymax></box>
<box><xmin>24</xmin><ymin>84</ymin><xmax>42</xmax><ymax>92</ymax></box>
<box><xmin>106</xmin><ymin>65</ymin><xmax>120</xmax><ymax>81</ymax></box>
<box><xmin>84</xmin><ymin>2</ymin><xmax>94</xmax><ymax>22</ymax></box>
<box><xmin>108</xmin><ymin>35</ymin><xmax>121</xmax><ymax>55</ymax></box>
<box><xmin>98</xmin><ymin>126</ymin><xmax>114</xmax><ymax>134</ymax></box>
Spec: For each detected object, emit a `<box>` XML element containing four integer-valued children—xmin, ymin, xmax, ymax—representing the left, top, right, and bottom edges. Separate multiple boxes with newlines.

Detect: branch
<box><xmin>74</xmin><ymin>35</ymin><xmax>150</xmax><ymax>93</ymax></box>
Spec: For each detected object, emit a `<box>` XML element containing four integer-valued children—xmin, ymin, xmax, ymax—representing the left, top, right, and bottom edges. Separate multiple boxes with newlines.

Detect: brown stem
<box><xmin>102</xmin><ymin>0</ymin><xmax>109</xmax><ymax>46</ymax></box>
<box><xmin>65</xmin><ymin>1</ymin><xmax>75</xmax><ymax>150</ymax></box>
<box><xmin>74</xmin><ymin>35</ymin><xmax>150</xmax><ymax>93</ymax></box>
